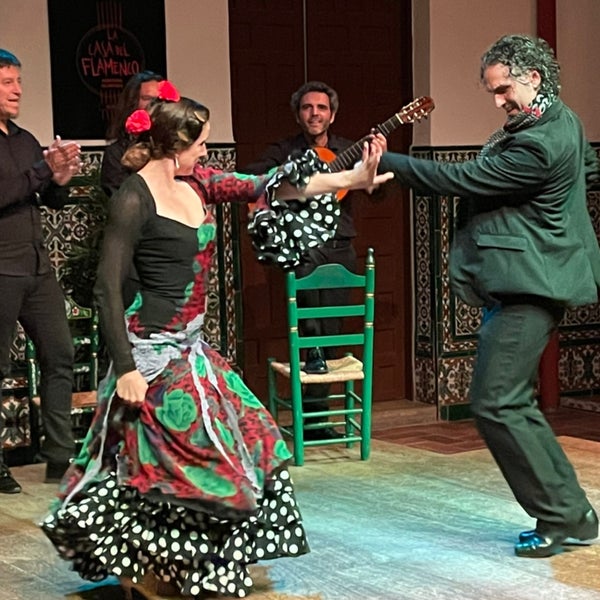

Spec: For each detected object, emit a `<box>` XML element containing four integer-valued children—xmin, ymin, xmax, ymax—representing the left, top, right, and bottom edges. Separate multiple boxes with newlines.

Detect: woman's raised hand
<box><xmin>347</xmin><ymin>138</ymin><xmax>394</xmax><ymax>192</ymax></box>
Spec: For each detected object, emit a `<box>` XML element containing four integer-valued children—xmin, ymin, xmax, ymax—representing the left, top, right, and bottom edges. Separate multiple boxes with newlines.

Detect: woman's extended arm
<box><xmin>274</xmin><ymin>139</ymin><xmax>393</xmax><ymax>200</ymax></box>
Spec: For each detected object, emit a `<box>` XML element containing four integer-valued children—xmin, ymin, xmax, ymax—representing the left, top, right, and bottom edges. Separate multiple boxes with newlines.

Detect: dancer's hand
<box><xmin>346</xmin><ymin>139</ymin><xmax>393</xmax><ymax>191</ymax></box>
<box><xmin>272</xmin><ymin>138</ymin><xmax>393</xmax><ymax>200</ymax></box>
<box><xmin>116</xmin><ymin>369</ymin><xmax>148</xmax><ymax>406</ymax></box>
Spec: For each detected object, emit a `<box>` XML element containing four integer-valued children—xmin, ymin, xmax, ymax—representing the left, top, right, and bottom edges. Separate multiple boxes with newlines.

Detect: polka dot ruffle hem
<box><xmin>41</xmin><ymin>468</ymin><xmax>308</xmax><ymax>598</ymax></box>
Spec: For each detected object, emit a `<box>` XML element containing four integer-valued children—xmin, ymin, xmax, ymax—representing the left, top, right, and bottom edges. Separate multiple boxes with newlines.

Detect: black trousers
<box><xmin>0</xmin><ymin>272</ymin><xmax>75</xmax><ymax>465</ymax></box>
<box><xmin>470</xmin><ymin>298</ymin><xmax>591</xmax><ymax>534</ymax></box>
<box><xmin>294</xmin><ymin>240</ymin><xmax>357</xmax><ymax>347</ymax></box>
<box><xmin>294</xmin><ymin>241</ymin><xmax>356</xmax><ymax>409</ymax></box>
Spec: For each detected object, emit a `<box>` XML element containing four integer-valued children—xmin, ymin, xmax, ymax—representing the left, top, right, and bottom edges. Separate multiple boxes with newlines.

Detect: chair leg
<box><xmin>267</xmin><ymin>358</ymin><xmax>278</xmax><ymax>419</ymax></box>
<box><xmin>291</xmin><ymin>381</ymin><xmax>305</xmax><ymax>466</ymax></box>
<box><xmin>292</xmin><ymin>412</ymin><xmax>305</xmax><ymax>467</ymax></box>
<box><xmin>345</xmin><ymin>380</ymin><xmax>355</xmax><ymax>448</ymax></box>
<box><xmin>361</xmin><ymin>382</ymin><xmax>373</xmax><ymax>461</ymax></box>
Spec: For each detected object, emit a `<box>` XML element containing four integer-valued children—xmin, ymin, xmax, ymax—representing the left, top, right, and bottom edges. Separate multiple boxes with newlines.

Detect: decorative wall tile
<box><xmin>414</xmin><ymin>356</ymin><xmax>437</xmax><ymax>405</ymax></box>
<box><xmin>438</xmin><ymin>355</ymin><xmax>475</xmax><ymax>404</ymax></box>
<box><xmin>412</xmin><ymin>143</ymin><xmax>600</xmax><ymax>417</ymax></box>
<box><xmin>2</xmin><ymin>145</ymin><xmax>241</xmax><ymax>449</ymax></box>
<box><xmin>0</xmin><ymin>391</ymin><xmax>31</xmax><ymax>450</ymax></box>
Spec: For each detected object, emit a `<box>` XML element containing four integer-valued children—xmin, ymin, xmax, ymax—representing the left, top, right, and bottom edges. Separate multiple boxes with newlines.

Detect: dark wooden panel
<box><xmin>229</xmin><ymin>0</ymin><xmax>413</xmax><ymax>403</ymax></box>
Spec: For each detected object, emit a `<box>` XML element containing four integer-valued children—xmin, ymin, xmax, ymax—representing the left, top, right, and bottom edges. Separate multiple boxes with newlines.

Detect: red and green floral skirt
<box><xmin>41</xmin><ymin>343</ymin><xmax>308</xmax><ymax>597</ymax></box>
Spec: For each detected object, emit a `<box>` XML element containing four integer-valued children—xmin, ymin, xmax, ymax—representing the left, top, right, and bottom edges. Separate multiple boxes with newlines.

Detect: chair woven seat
<box><xmin>72</xmin><ymin>390</ymin><xmax>98</xmax><ymax>410</ymax></box>
<box><xmin>270</xmin><ymin>355</ymin><xmax>364</xmax><ymax>383</ymax></box>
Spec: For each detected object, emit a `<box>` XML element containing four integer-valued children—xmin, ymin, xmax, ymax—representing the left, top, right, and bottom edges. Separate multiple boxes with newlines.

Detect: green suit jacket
<box><xmin>379</xmin><ymin>100</ymin><xmax>600</xmax><ymax>307</ymax></box>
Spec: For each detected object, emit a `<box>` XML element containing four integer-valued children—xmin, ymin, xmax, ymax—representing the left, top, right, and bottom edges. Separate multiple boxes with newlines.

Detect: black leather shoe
<box><xmin>0</xmin><ymin>463</ymin><xmax>21</xmax><ymax>494</ymax></box>
<box><xmin>45</xmin><ymin>461</ymin><xmax>71</xmax><ymax>484</ymax></box>
<box><xmin>304</xmin><ymin>426</ymin><xmax>343</xmax><ymax>441</ymax></box>
<box><xmin>514</xmin><ymin>533</ymin><xmax>564</xmax><ymax>558</ymax></box>
<box><xmin>302</xmin><ymin>347</ymin><xmax>328</xmax><ymax>374</ymax></box>
<box><xmin>519</xmin><ymin>508</ymin><xmax>599</xmax><ymax>543</ymax></box>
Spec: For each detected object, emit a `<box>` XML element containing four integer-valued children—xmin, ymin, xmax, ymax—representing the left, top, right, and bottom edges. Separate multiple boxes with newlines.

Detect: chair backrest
<box><xmin>285</xmin><ymin>247</ymin><xmax>375</xmax><ymax>381</ymax></box>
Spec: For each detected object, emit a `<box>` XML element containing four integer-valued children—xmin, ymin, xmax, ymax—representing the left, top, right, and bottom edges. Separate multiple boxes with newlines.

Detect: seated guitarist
<box><xmin>241</xmin><ymin>80</ymin><xmax>372</xmax><ymax>440</ymax></box>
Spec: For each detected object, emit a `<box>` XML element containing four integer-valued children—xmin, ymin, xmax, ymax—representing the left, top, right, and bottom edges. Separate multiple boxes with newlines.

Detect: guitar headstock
<box><xmin>397</xmin><ymin>96</ymin><xmax>435</xmax><ymax>124</ymax></box>
<box><xmin>332</xmin><ymin>98</ymin><xmax>436</xmax><ymax>173</ymax></box>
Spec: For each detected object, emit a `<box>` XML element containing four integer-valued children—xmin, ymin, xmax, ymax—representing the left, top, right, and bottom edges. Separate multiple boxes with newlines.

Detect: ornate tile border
<box><xmin>412</xmin><ymin>143</ymin><xmax>600</xmax><ymax>418</ymax></box>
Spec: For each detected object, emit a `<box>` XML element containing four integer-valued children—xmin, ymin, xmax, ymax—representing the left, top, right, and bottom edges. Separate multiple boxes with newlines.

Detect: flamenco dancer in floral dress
<box><xmin>40</xmin><ymin>81</ymin><xmax>390</xmax><ymax>599</ymax></box>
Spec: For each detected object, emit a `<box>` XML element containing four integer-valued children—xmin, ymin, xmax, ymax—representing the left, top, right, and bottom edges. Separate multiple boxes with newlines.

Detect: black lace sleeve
<box><xmin>100</xmin><ymin>140</ymin><xmax>131</xmax><ymax>198</ymax></box>
<box><xmin>94</xmin><ymin>176</ymin><xmax>150</xmax><ymax>377</ymax></box>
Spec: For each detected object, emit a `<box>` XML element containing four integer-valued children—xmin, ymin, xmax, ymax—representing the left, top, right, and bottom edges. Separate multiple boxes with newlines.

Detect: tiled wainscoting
<box><xmin>412</xmin><ymin>144</ymin><xmax>600</xmax><ymax>420</ymax></box>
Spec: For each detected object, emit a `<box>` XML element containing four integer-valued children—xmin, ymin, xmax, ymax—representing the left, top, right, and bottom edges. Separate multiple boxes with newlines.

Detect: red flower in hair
<box><xmin>125</xmin><ymin>109</ymin><xmax>152</xmax><ymax>134</ymax></box>
<box><xmin>157</xmin><ymin>80</ymin><xmax>181</xmax><ymax>102</ymax></box>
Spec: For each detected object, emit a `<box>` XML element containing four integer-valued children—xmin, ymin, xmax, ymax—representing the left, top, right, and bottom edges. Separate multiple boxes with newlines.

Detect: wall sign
<box><xmin>47</xmin><ymin>0</ymin><xmax>166</xmax><ymax>140</ymax></box>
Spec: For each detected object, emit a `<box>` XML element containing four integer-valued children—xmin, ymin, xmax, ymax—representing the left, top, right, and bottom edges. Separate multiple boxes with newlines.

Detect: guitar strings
<box><xmin>329</xmin><ymin>98</ymin><xmax>433</xmax><ymax>171</ymax></box>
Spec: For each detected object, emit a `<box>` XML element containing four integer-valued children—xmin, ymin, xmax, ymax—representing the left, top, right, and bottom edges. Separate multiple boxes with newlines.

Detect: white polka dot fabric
<box><xmin>41</xmin><ymin>468</ymin><xmax>308</xmax><ymax>597</ymax></box>
<box><xmin>248</xmin><ymin>150</ymin><xmax>341</xmax><ymax>270</ymax></box>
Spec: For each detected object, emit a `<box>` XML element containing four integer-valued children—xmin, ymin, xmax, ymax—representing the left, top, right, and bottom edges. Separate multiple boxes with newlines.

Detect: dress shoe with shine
<box><xmin>519</xmin><ymin>508</ymin><xmax>599</xmax><ymax>544</ymax></box>
<box><xmin>0</xmin><ymin>463</ymin><xmax>21</xmax><ymax>494</ymax></box>
<box><xmin>514</xmin><ymin>533</ymin><xmax>564</xmax><ymax>558</ymax></box>
<box><xmin>302</xmin><ymin>347</ymin><xmax>328</xmax><ymax>374</ymax></box>
<box><xmin>304</xmin><ymin>426</ymin><xmax>343</xmax><ymax>441</ymax></box>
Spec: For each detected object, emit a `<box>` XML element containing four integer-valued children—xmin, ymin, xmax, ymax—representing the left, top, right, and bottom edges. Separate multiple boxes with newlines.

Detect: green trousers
<box><xmin>470</xmin><ymin>300</ymin><xmax>591</xmax><ymax>535</ymax></box>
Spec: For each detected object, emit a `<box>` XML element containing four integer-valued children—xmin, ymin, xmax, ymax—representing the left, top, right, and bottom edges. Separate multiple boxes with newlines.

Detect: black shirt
<box><xmin>0</xmin><ymin>121</ymin><xmax>69</xmax><ymax>275</ymax></box>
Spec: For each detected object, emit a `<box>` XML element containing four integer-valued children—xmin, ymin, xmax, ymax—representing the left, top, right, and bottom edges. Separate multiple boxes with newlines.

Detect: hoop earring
<box><xmin>174</xmin><ymin>155</ymin><xmax>180</xmax><ymax>169</ymax></box>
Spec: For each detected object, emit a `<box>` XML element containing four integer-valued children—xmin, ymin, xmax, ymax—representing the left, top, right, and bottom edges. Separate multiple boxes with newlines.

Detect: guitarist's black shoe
<box><xmin>303</xmin><ymin>347</ymin><xmax>328</xmax><ymax>374</ymax></box>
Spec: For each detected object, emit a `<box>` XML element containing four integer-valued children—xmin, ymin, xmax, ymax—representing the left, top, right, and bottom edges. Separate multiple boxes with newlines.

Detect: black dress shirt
<box><xmin>0</xmin><ymin>120</ymin><xmax>69</xmax><ymax>275</ymax></box>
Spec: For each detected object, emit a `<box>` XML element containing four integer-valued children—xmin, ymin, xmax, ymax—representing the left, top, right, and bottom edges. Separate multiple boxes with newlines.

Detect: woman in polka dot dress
<box><xmin>40</xmin><ymin>83</ymin><xmax>390</xmax><ymax>598</ymax></box>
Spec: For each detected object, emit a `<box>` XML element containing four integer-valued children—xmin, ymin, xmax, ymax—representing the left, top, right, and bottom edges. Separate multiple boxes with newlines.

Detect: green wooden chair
<box><xmin>268</xmin><ymin>247</ymin><xmax>375</xmax><ymax>466</ymax></box>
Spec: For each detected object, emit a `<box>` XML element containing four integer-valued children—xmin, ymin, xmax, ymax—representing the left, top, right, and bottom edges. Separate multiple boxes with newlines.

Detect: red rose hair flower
<box><xmin>125</xmin><ymin>109</ymin><xmax>152</xmax><ymax>134</ymax></box>
<box><xmin>157</xmin><ymin>80</ymin><xmax>181</xmax><ymax>102</ymax></box>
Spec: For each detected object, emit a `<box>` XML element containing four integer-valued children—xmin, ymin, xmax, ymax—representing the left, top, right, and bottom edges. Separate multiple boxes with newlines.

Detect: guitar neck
<box><xmin>329</xmin><ymin>113</ymin><xmax>404</xmax><ymax>172</ymax></box>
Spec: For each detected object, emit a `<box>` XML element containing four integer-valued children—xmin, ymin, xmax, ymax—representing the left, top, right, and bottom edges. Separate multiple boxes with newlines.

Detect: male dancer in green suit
<box><xmin>376</xmin><ymin>34</ymin><xmax>600</xmax><ymax>558</ymax></box>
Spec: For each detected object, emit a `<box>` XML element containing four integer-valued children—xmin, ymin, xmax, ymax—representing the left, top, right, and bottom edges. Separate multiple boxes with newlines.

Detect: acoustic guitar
<box><xmin>314</xmin><ymin>95</ymin><xmax>435</xmax><ymax>199</ymax></box>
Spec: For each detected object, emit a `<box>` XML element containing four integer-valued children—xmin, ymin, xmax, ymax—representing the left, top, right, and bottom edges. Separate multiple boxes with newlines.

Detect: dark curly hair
<box><xmin>106</xmin><ymin>70</ymin><xmax>164</xmax><ymax>140</ymax></box>
<box><xmin>480</xmin><ymin>34</ymin><xmax>560</xmax><ymax>96</ymax></box>
<box><xmin>121</xmin><ymin>97</ymin><xmax>210</xmax><ymax>171</ymax></box>
<box><xmin>290</xmin><ymin>80</ymin><xmax>339</xmax><ymax>115</ymax></box>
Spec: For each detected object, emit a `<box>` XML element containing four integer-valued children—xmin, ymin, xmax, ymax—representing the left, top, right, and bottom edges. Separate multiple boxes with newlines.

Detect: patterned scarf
<box><xmin>479</xmin><ymin>90</ymin><xmax>555</xmax><ymax>157</ymax></box>
<box><xmin>455</xmin><ymin>91</ymin><xmax>556</xmax><ymax>229</ymax></box>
